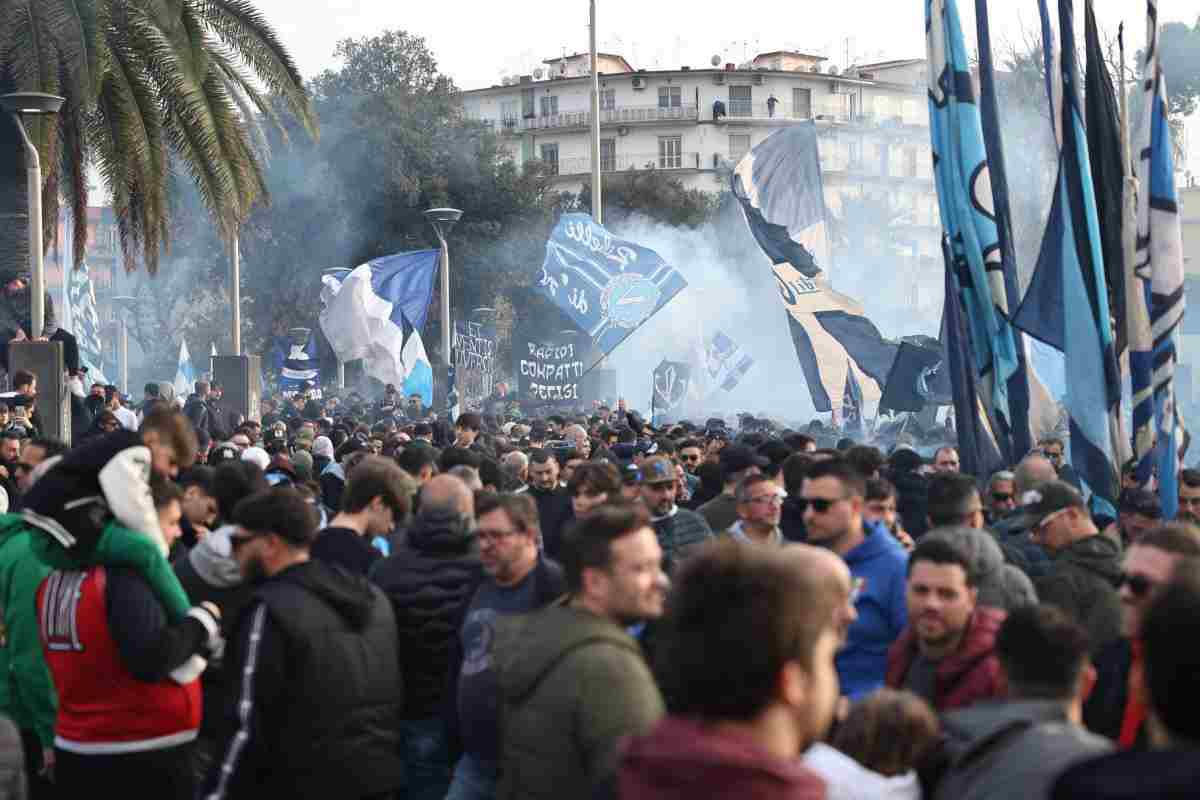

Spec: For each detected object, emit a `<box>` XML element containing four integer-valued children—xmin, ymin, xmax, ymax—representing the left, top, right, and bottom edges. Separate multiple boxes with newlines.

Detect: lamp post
<box><xmin>230</xmin><ymin>230</ymin><xmax>241</xmax><ymax>356</ymax></box>
<box><xmin>111</xmin><ymin>295</ymin><xmax>137</xmax><ymax>395</ymax></box>
<box><xmin>424</xmin><ymin>208</ymin><xmax>462</xmax><ymax>411</ymax></box>
<box><xmin>0</xmin><ymin>92</ymin><xmax>65</xmax><ymax>339</ymax></box>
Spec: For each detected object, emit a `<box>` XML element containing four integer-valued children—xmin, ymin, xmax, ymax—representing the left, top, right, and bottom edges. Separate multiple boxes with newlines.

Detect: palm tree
<box><xmin>0</xmin><ymin>0</ymin><xmax>316</xmax><ymax>274</ymax></box>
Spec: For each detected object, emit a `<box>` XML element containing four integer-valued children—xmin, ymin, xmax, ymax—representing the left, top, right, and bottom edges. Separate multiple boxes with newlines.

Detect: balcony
<box><xmin>494</xmin><ymin>104</ymin><xmax>701</xmax><ymax>133</ymax></box>
<box><xmin>551</xmin><ymin>151</ymin><xmax>702</xmax><ymax>177</ymax></box>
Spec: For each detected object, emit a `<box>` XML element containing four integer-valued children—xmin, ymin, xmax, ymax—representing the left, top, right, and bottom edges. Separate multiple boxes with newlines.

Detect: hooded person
<box><xmin>311</xmin><ymin>436</ymin><xmax>335</xmax><ymax>476</ymax></box>
<box><xmin>921</xmin><ymin>526</ymin><xmax>1037</xmax><ymax>611</ymax></box>
<box><xmin>201</xmin><ymin>487</ymin><xmax>403</xmax><ymax>799</ymax></box>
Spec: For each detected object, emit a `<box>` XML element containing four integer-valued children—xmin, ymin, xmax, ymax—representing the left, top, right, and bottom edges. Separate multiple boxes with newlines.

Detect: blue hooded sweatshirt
<box><xmin>836</xmin><ymin>520</ymin><xmax>909</xmax><ymax>699</ymax></box>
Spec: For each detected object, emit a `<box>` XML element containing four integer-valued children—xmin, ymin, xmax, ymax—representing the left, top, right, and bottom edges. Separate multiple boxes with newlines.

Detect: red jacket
<box><xmin>885</xmin><ymin>606</ymin><xmax>1006</xmax><ymax>712</ymax></box>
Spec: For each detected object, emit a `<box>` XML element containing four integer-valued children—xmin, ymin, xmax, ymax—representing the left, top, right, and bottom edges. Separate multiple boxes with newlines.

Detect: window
<box><xmin>600</xmin><ymin>139</ymin><xmax>616</xmax><ymax>172</ymax></box>
<box><xmin>500</xmin><ymin>100</ymin><xmax>518</xmax><ymax>128</ymax></box>
<box><xmin>522</xmin><ymin>87</ymin><xmax>535</xmax><ymax>118</ymax></box>
<box><xmin>658</xmin><ymin>86</ymin><xmax>682</xmax><ymax>108</ymax></box>
<box><xmin>659</xmin><ymin>136</ymin><xmax>682</xmax><ymax>169</ymax></box>
<box><xmin>729</xmin><ymin>86</ymin><xmax>752</xmax><ymax>117</ymax></box>
<box><xmin>847</xmin><ymin>138</ymin><xmax>862</xmax><ymax>169</ymax></box>
<box><xmin>904</xmin><ymin>146</ymin><xmax>919</xmax><ymax>178</ymax></box>
<box><xmin>539</xmin><ymin>95</ymin><xmax>558</xmax><ymax>117</ymax></box>
<box><xmin>729</xmin><ymin>134</ymin><xmax>751</xmax><ymax>162</ymax></box>
<box><xmin>600</xmin><ymin>89</ymin><xmax>616</xmax><ymax>111</ymax></box>
<box><xmin>792</xmin><ymin>87</ymin><xmax>812</xmax><ymax>119</ymax></box>
<box><xmin>540</xmin><ymin>143</ymin><xmax>559</xmax><ymax>175</ymax></box>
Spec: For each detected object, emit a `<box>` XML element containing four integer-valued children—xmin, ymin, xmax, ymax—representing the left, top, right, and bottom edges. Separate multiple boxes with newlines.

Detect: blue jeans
<box><xmin>397</xmin><ymin>717</ymin><xmax>452</xmax><ymax>800</ymax></box>
<box><xmin>445</xmin><ymin>754</ymin><xmax>499</xmax><ymax>800</ymax></box>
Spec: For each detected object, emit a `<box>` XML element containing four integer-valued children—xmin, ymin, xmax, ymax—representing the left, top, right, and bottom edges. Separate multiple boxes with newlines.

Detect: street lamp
<box><xmin>111</xmin><ymin>295</ymin><xmax>137</xmax><ymax>395</ymax></box>
<box><xmin>0</xmin><ymin>92</ymin><xmax>65</xmax><ymax>340</ymax></box>
<box><xmin>424</xmin><ymin>208</ymin><xmax>462</xmax><ymax>410</ymax></box>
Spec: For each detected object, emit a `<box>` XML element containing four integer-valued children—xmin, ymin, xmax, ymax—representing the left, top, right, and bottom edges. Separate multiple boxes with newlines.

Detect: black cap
<box><xmin>1012</xmin><ymin>480</ymin><xmax>1086</xmax><ymax>529</ymax></box>
<box><xmin>719</xmin><ymin>445</ymin><xmax>768</xmax><ymax>477</ymax></box>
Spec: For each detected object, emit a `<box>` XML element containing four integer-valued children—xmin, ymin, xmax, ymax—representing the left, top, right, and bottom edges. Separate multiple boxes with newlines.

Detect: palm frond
<box><xmin>193</xmin><ymin>0</ymin><xmax>317</xmax><ymax>139</ymax></box>
<box><xmin>38</xmin><ymin>0</ymin><xmax>100</xmax><ymax>98</ymax></box>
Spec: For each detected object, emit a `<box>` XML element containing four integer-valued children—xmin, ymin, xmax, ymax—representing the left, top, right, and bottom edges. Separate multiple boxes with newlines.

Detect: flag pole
<box><xmin>589</xmin><ymin>0</ymin><xmax>603</xmax><ymax>224</ymax></box>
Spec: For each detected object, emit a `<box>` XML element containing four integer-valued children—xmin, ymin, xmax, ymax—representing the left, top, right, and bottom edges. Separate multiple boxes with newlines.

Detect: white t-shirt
<box><xmin>114</xmin><ymin>405</ymin><xmax>138</xmax><ymax>431</ymax></box>
<box><xmin>801</xmin><ymin>743</ymin><xmax>922</xmax><ymax>800</ymax></box>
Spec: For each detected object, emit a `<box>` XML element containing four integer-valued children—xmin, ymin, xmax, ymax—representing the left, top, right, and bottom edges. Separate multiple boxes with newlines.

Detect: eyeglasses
<box><xmin>1117</xmin><ymin>572</ymin><xmax>1157</xmax><ymax>598</ymax></box>
<box><xmin>680</xmin><ymin>454</ymin><xmax>701</xmax><ymax>462</ymax></box>
<box><xmin>477</xmin><ymin>529</ymin><xmax>519</xmax><ymax>545</ymax></box>
<box><xmin>745</xmin><ymin>494</ymin><xmax>784</xmax><ymax>507</ymax></box>
<box><xmin>796</xmin><ymin>496</ymin><xmax>845</xmax><ymax>514</ymax></box>
<box><xmin>1179</xmin><ymin>495</ymin><xmax>1200</xmax><ymax>508</ymax></box>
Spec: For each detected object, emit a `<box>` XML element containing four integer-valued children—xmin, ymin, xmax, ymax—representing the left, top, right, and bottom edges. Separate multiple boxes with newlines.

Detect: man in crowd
<box><xmin>1024</xmin><ymin>481</ymin><xmax>1122</xmax><ymax>651</ymax></box>
<box><xmin>184</xmin><ymin>381</ymin><xmax>213</xmax><ymax>439</ymax></box>
<box><xmin>453</xmin><ymin>412</ymin><xmax>482</xmax><ymax>450</ymax></box>
<box><xmin>525</xmin><ymin>449</ymin><xmax>573</xmax><ymax>559</ymax></box>
<box><xmin>933</xmin><ymin>446</ymin><xmax>960</xmax><ymax>473</ymax></box>
<box><xmin>562</xmin><ymin>424</ymin><xmax>591</xmax><ymax>459</ymax></box>
<box><xmin>312</xmin><ymin>456</ymin><xmax>410</xmax><ymax>576</ymax></box>
<box><xmin>1054</xmin><ymin>568</ymin><xmax>1200</xmax><ymax>797</ymax></box>
<box><xmin>1084</xmin><ymin>523</ymin><xmax>1200</xmax><ymax>745</ymax></box>
<box><xmin>984</xmin><ymin>470</ymin><xmax>1017</xmax><ymax>524</ymax></box>
<box><xmin>886</xmin><ymin>537</ymin><xmax>1006</xmax><ymax>711</ymax></box>
<box><xmin>639</xmin><ymin>455</ymin><xmax>713</xmax><ymax>572</ymax></box>
<box><xmin>500</xmin><ymin>451</ymin><xmax>528</xmax><ymax>492</ymax></box>
<box><xmin>990</xmin><ymin>453</ymin><xmax>1058</xmax><ymax>577</ymax></box>
<box><xmin>203</xmin><ymin>487</ymin><xmax>402</xmax><ymax>799</ymax></box>
<box><xmin>803</xmin><ymin>459</ymin><xmax>908</xmax><ymax>698</ymax></box>
<box><xmin>697</xmin><ymin>445</ymin><xmax>766</xmax><ymax>533</ymax></box>
<box><xmin>448</xmin><ymin>493</ymin><xmax>566</xmax><ymax>800</ymax></box>
<box><xmin>723</xmin><ymin>473</ymin><xmax>784</xmax><ymax>547</ymax></box>
<box><xmin>1108</xmin><ymin>488</ymin><xmax>1161</xmax><ymax>546</ymax></box>
<box><xmin>864</xmin><ymin>478</ymin><xmax>913</xmax><ymax>550</ymax></box>
<box><xmin>498</xmin><ymin>504</ymin><xmax>666</xmax><ymax>800</ymax></box>
<box><xmin>568</xmin><ymin>462</ymin><xmax>622</xmax><ymax>518</ymax></box>
<box><xmin>618</xmin><ymin>542</ymin><xmax>850</xmax><ymax>799</ymax></box>
<box><xmin>370</xmin><ymin>475</ymin><xmax>481</xmax><ymax>800</ymax></box>
<box><xmin>936</xmin><ymin>605</ymin><xmax>1111</xmax><ymax>799</ymax></box>
<box><xmin>1176</xmin><ymin>469</ymin><xmax>1200</xmax><ymax>525</ymax></box>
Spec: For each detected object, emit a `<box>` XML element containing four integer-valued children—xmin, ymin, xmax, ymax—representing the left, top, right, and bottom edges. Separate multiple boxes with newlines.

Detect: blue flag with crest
<box><xmin>538</xmin><ymin>214</ymin><xmax>687</xmax><ymax>360</ymax></box>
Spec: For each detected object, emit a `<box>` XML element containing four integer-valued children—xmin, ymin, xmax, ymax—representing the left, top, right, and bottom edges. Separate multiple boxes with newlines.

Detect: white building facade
<box><xmin>461</xmin><ymin>51</ymin><xmax>945</xmax><ymax>313</ymax></box>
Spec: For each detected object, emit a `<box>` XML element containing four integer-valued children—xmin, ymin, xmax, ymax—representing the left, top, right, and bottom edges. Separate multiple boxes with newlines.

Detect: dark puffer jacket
<box><xmin>370</xmin><ymin>509</ymin><xmax>483</xmax><ymax>720</ymax></box>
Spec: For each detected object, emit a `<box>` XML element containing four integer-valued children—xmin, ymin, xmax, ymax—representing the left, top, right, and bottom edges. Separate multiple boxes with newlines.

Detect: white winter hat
<box><xmin>240</xmin><ymin>446</ymin><xmax>270</xmax><ymax>470</ymax></box>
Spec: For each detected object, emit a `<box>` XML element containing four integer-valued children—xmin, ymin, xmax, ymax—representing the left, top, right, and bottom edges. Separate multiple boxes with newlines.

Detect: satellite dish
<box><xmin>828</xmin><ymin>65</ymin><xmax>840</xmax><ymax>75</ymax></box>
<box><xmin>809</xmin><ymin>64</ymin><xmax>821</xmax><ymax>72</ymax></box>
<box><xmin>533</xmin><ymin>68</ymin><xmax>544</xmax><ymax>79</ymax></box>
<box><xmin>711</xmin><ymin>55</ymin><xmax>722</xmax><ymax>67</ymax></box>
<box><xmin>501</xmin><ymin>76</ymin><xmax>513</xmax><ymax>86</ymax></box>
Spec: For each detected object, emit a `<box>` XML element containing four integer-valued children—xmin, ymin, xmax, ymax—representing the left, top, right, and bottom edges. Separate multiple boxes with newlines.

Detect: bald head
<box><xmin>1015</xmin><ymin>454</ymin><xmax>1057</xmax><ymax>497</ymax></box>
<box><xmin>419</xmin><ymin>474</ymin><xmax>474</xmax><ymax>518</ymax></box>
<box><xmin>782</xmin><ymin>543</ymin><xmax>857</xmax><ymax>646</ymax></box>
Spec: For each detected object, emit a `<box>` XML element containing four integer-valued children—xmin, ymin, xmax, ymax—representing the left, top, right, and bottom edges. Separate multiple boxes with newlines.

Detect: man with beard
<box><xmin>203</xmin><ymin>487</ymin><xmax>402</xmax><ymax>799</ymax></box>
<box><xmin>497</xmin><ymin>504</ymin><xmax>667</xmax><ymax>800</ymax></box>
<box><xmin>885</xmin><ymin>537</ymin><xmax>1006</xmax><ymax>711</ymax></box>
<box><xmin>638</xmin><ymin>456</ymin><xmax>712</xmax><ymax>573</ymax></box>
<box><xmin>1176</xmin><ymin>469</ymin><xmax>1200</xmax><ymax>526</ymax></box>
<box><xmin>525</xmin><ymin>449</ymin><xmax>573</xmax><ymax>559</ymax></box>
<box><xmin>0</xmin><ymin>431</ymin><xmax>22</xmax><ymax>505</ymax></box>
<box><xmin>447</xmin><ymin>493</ymin><xmax>565</xmax><ymax>800</ymax></box>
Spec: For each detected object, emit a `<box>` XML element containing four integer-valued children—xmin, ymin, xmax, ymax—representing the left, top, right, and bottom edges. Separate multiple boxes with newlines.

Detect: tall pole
<box><xmin>11</xmin><ymin>116</ymin><xmax>44</xmax><ymax>337</ymax></box>
<box><xmin>589</xmin><ymin>0</ymin><xmax>603</xmax><ymax>224</ymax></box>
<box><xmin>230</xmin><ymin>231</ymin><xmax>241</xmax><ymax>356</ymax></box>
<box><xmin>118</xmin><ymin>316</ymin><xmax>128</xmax><ymax>395</ymax></box>
<box><xmin>440</xmin><ymin>237</ymin><xmax>451</xmax><ymax>377</ymax></box>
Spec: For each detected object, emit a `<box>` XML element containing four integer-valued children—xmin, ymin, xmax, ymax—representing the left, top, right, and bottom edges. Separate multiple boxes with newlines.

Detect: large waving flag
<box><xmin>731</xmin><ymin>123</ymin><xmax>896</xmax><ymax>414</ymax></box>
<box><xmin>926</xmin><ymin>0</ymin><xmax>1021</xmax><ymax>463</ymax></box>
<box><xmin>319</xmin><ymin>251</ymin><xmax>438</xmax><ymax>403</ymax></box>
<box><xmin>538</xmin><ymin>214</ymin><xmax>687</xmax><ymax>367</ymax></box>
<box><xmin>1132</xmin><ymin>0</ymin><xmax>1187</xmax><ymax>517</ymax></box>
<box><xmin>1014</xmin><ymin>0</ymin><xmax>1124</xmax><ymax>514</ymax></box>
<box><xmin>173</xmin><ymin>340</ymin><xmax>196</xmax><ymax>402</ymax></box>
<box><xmin>704</xmin><ymin>330</ymin><xmax>755</xmax><ymax>392</ymax></box>
<box><xmin>279</xmin><ymin>333</ymin><xmax>320</xmax><ymax>394</ymax></box>
<box><xmin>63</xmin><ymin>261</ymin><xmax>108</xmax><ymax>384</ymax></box>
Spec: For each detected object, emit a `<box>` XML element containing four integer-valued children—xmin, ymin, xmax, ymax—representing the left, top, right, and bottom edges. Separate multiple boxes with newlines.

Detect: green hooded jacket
<box><xmin>0</xmin><ymin>516</ymin><xmax>56</xmax><ymax>747</ymax></box>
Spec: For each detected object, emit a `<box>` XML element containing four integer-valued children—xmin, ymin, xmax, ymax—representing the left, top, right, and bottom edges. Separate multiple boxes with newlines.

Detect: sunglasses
<box><xmin>796</xmin><ymin>496</ymin><xmax>845</xmax><ymax>514</ymax></box>
<box><xmin>1117</xmin><ymin>572</ymin><xmax>1156</xmax><ymax>598</ymax></box>
<box><xmin>680</xmin><ymin>454</ymin><xmax>701</xmax><ymax>461</ymax></box>
<box><xmin>992</xmin><ymin>492</ymin><xmax>1014</xmax><ymax>503</ymax></box>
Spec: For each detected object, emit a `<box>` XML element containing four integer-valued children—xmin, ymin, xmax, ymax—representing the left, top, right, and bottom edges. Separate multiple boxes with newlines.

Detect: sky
<box><xmin>252</xmin><ymin>0</ymin><xmax>1200</xmax><ymax>168</ymax></box>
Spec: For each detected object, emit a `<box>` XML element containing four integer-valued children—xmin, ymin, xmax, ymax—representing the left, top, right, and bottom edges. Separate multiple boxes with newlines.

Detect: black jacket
<box><xmin>184</xmin><ymin>394</ymin><xmax>211</xmax><ymax>437</ymax></box>
<box><xmin>205</xmin><ymin>560</ymin><xmax>403</xmax><ymax>799</ymax></box>
<box><xmin>526</xmin><ymin>487</ymin><xmax>573</xmax><ymax>559</ymax></box>
<box><xmin>370</xmin><ymin>510</ymin><xmax>483</xmax><ymax>720</ymax></box>
<box><xmin>1082</xmin><ymin>637</ymin><xmax>1147</xmax><ymax>746</ymax></box>
<box><xmin>1051</xmin><ymin>749</ymin><xmax>1200</xmax><ymax>799</ymax></box>
<box><xmin>780</xmin><ymin>496</ymin><xmax>808</xmax><ymax>543</ymax></box>
<box><xmin>892</xmin><ymin>469</ymin><xmax>930</xmax><ymax>539</ymax></box>
<box><xmin>1034</xmin><ymin>534</ymin><xmax>1123</xmax><ymax>652</ymax></box>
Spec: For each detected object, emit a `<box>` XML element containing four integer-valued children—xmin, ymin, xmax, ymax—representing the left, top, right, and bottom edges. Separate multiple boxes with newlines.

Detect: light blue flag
<box><xmin>173</xmin><ymin>340</ymin><xmax>196</xmax><ymax>402</ymax></box>
<box><xmin>65</xmin><ymin>262</ymin><xmax>109</xmax><ymax>384</ymax></box>
<box><xmin>1133</xmin><ymin>0</ymin><xmax>1188</xmax><ymax>517</ymax></box>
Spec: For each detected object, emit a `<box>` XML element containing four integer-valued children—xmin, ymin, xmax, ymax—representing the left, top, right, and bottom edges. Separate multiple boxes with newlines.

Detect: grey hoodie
<box><xmin>937</xmin><ymin>699</ymin><xmax>1111</xmax><ymax>800</ymax></box>
<box><xmin>1034</xmin><ymin>534</ymin><xmax>1123</xmax><ymax>651</ymax></box>
<box><xmin>923</xmin><ymin>527</ymin><xmax>1037</xmax><ymax>611</ymax></box>
<box><xmin>186</xmin><ymin>525</ymin><xmax>244</xmax><ymax>588</ymax></box>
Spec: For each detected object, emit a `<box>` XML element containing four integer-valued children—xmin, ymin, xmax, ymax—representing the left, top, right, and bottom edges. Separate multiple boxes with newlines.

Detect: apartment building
<box><xmin>460</xmin><ymin>50</ymin><xmax>943</xmax><ymax>312</ymax></box>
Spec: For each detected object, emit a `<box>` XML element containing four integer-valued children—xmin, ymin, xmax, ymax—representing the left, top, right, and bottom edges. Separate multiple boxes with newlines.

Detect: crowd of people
<box><xmin>0</xmin><ymin>378</ymin><xmax>1195</xmax><ymax>799</ymax></box>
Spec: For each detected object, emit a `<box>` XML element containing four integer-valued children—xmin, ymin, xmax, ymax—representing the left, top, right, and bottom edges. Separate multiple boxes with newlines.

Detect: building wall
<box><xmin>1177</xmin><ymin>184</ymin><xmax>1200</xmax><ymax>403</ymax></box>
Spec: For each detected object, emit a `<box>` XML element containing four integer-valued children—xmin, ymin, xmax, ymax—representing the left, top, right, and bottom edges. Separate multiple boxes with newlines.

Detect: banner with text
<box><xmin>453</xmin><ymin>320</ymin><xmax>497</xmax><ymax>410</ymax></box>
<box><xmin>513</xmin><ymin>323</ymin><xmax>586</xmax><ymax>406</ymax></box>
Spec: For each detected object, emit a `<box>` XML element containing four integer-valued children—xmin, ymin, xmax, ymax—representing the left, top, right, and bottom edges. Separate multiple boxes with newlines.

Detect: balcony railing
<box><xmin>493</xmin><ymin>104</ymin><xmax>701</xmax><ymax>133</ymax></box>
<box><xmin>552</xmin><ymin>151</ymin><xmax>701</xmax><ymax>176</ymax></box>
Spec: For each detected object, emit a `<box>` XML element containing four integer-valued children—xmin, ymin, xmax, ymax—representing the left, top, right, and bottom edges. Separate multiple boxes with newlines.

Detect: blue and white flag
<box><xmin>926</xmin><ymin>0</ymin><xmax>1022</xmax><ymax>462</ymax></box>
<box><xmin>1014</xmin><ymin>0</ymin><xmax>1124</xmax><ymax>513</ymax></box>
<box><xmin>704</xmin><ymin>330</ymin><xmax>755</xmax><ymax>392</ymax></box>
<box><xmin>279</xmin><ymin>333</ymin><xmax>320</xmax><ymax>394</ymax></box>
<box><xmin>319</xmin><ymin>252</ymin><xmax>437</xmax><ymax>405</ymax></box>
<box><xmin>538</xmin><ymin>214</ymin><xmax>687</xmax><ymax>360</ymax></box>
<box><xmin>732</xmin><ymin>123</ymin><xmax>896</xmax><ymax>413</ymax></box>
<box><xmin>63</xmin><ymin>261</ymin><xmax>108</xmax><ymax>384</ymax></box>
<box><xmin>842</xmin><ymin>363</ymin><xmax>865</xmax><ymax>434</ymax></box>
<box><xmin>173</xmin><ymin>340</ymin><xmax>196</xmax><ymax>402</ymax></box>
<box><xmin>1132</xmin><ymin>0</ymin><xmax>1187</xmax><ymax>516</ymax></box>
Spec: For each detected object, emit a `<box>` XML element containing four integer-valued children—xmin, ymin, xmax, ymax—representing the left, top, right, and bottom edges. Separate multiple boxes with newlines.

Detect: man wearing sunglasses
<box><xmin>802</xmin><ymin>459</ymin><xmax>908</xmax><ymax>700</ymax></box>
<box><xmin>1083</xmin><ymin>523</ymin><xmax>1200</xmax><ymax>746</ymax></box>
<box><xmin>1023</xmin><ymin>481</ymin><xmax>1123</xmax><ymax>653</ymax></box>
<box><xmin>984</xmin><ymin>470</ymin><xmax>1017</xmax><ymax>525</ymax></box>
